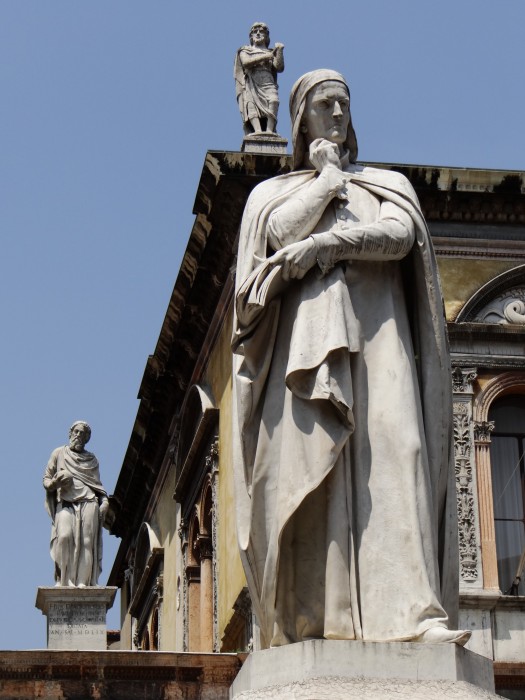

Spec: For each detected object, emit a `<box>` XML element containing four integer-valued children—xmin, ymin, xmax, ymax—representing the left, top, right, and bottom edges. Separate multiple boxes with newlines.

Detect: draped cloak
<box><xmin>232</xmin><ymin>164</ymin><xmax>458</xmax><ymax>647</ymax></box>
<box><xmin>234</xmin><ymin>46</ymin><xmax>279</xmax><ymax>128</ymax></box>
<box><xmin>44</xmin><ymin>446</ymin><xmax>107</xmax><ymax>585</ymax></box>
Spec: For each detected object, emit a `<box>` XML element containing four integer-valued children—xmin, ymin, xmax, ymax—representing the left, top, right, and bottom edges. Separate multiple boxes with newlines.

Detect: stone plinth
<box><xmin>230</xmin><ymin>640</ymin><xmax>499</xmax><ymax>699</ymax></box>
<box><xmin>241</xmin><ymin>133</ymin><xmax>287</xmax><ymax>154</ymax></box>
<box><xmin>35</xmin><ymin>586</ymin><xmax>117</xmax><ymax>650</ymax></box>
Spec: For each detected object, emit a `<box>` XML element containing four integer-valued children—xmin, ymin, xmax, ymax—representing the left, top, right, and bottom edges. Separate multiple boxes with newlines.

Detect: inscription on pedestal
<box><xmin>241</xmin><ymin>135</ymin><xmax>288</xmax><ymax>154</ymax></box>
<box><xmin>36</xmin><ymin>586</ymin><xmax>117</xmax><ymax>650</ymax></box>
<box><xmin>48</xmin><ymin>602</ymin><xmax>107</xmax><ymax>649</ymax></box>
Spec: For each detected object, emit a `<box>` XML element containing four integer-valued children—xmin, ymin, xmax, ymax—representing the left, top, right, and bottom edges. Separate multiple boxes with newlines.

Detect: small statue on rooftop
<box><xmin>43</xmin><ymin>421</ymin><xmax>109</xmax><ymax>586</ymax></box>
<box><xmin>234</xmin><ymin>22</ymin><xmax>284</xmax><ymax>135</ymax></box>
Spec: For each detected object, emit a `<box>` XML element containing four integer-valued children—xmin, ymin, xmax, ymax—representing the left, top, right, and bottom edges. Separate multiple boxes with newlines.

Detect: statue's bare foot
<box><xmin>417</xmin><ymin>626</ymin><xmax>471</xmax><ymax>646</ymax></box>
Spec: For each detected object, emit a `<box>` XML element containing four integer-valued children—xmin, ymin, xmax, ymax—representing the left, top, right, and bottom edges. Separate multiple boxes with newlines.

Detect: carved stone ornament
<box><xmin>209</xmin><ymin>437</ymin><xmax>220</xmax><ymax>651</ymax></box>
<box><xmin>452</xmin><ymin>404</ymin><xmax>478</xmax><ymax>582</ymax></box>
<box><xmin>452</xmin><ymin>367</ymin><xmax>477</xmax><ymax>394</ymax></box>
<box><xmin>178</xmin><ymin>517</ymin><xmax>188</xmax><ymax>546</ymax></box>
<box><xmin>473</xmin><ymin>420</ymin><xmax>495</xmax><ymax>444</ymax></box>
<box><xmin>473</xmin><ymin>287</ymin><xmax>525</xmax><ymax>325</ymax></box>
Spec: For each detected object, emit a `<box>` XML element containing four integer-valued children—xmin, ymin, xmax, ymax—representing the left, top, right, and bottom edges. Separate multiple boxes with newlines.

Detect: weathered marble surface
<box><xmin>43</xmin><ymin>421</ymin><xmax>109</xmax><ymax>586</ymax></box>
<box><xmin>241</xmin><ymin>132</ymin><xmax>287</xmax><ymax>154</ymax></box>
<box><xmin>234</xmin><ymin>23</ymin><xmax>284</xmax><ymax>136</ymax></box>
<box><xmin>230</xmin><ymin>640</ymin><xmax>498</xmax><ymax>699</ymax></box>
<box><xmin>232</xmin><ymin>70</ymin><xmax>467</xmax><ymax>647</ymax></box>
<box><xmin>35</xmin><ymin>586</ymin><xmax>116</xmax><ymax>650</ymax></box>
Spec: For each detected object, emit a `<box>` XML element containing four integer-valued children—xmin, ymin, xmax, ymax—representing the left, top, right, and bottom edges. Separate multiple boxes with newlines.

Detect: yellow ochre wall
<box><xmin>204</xmin><ymin>300</ymin><xmax>247</xmax><ymax>644</ymax></box>
<box><xmin>152</xmin><ymin>468</ymin><xmax>180</xmax><ymax>650</ymax></box>
<box><xmin>438</xmin><ymin>258</ymin><xmax>518</xmax><ymax>321</ymax></box>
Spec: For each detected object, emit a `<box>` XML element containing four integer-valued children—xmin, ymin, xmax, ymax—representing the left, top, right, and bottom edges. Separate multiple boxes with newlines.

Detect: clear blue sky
<box><xmin>1</xmin><ymin>1</ymin><xmax>524</xmax><ymax>650</ymax></box>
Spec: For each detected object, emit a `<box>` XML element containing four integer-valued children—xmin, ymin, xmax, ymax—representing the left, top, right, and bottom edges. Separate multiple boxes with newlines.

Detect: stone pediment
<box><xmin>456</xmin><ymin>265</ymin><xmax>525</xmax><ymax>326</ymax></box>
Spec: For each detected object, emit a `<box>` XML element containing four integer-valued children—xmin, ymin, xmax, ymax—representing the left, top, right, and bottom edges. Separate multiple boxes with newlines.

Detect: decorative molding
<box><xmin>456</xmin><ymin>264</ymin><xmax>525</xmax><ymax>323</ymax></box>
<box><xmin>450</xmin><ymin>353</ymin><xmax>525</xmax><ymax>372</ymax></box>
<box><xmin>453</xmin><ymin>403</ymin><xmax>479</xmax><ymax>583</ymax></box>
<box><xmin>452</xmin><ymin>367</ymin><xmax>477</xmax><ymax>394</ymax></box>
<box><xmin>473</xmin><ymin>421</ymin><xmax>495</xmax><ymax>444</ymax></box>
<box><xmin>451</xmin><ymin>367</ymin><xmax>482</xmax><ymax>586</ymax></box>
<box><xmin>181</xmin><ymin>537</ymin><xmax>189</xmax><ymax>652</ymax></box>
<box><xmin>209</xmin><ymin>437</ymin><xmax>220</xmax><ymax>653</ymax></box>
<box><xmin>179</xmin><ymin>436</ymin><xmax>219</xmax><ymax>653</ymax></box>
<box><xmin>472</xmin><ymin>288</ymin><xmax>525</xmax><ymax>326</ymax></box>
<box><xmin>471</xmin><ymin>371</ymin><xmax>525</xmax><ymax>591</ymax></box>
<box><xmin>178</xmin><ymin>517</ymin><xmax>188</xmax><ymax>547</ymax></box>
<box><xmin>196</xmin><ymin>534</ymin><xmax>213</xmax><ymax>560</ymax></box>
<box><xmin>473</xmin><ymin>371</ymin><xmax>525</xmax><ymax>423</ymax></box>
<box><xmin>174</xmin><ymin>384</ymin><xmax>218</xmax><ymax>502</ymax></box>
<box><xmin>221</xmin><ymin>587</ymin><xmax>253</xmax><ymax>652</ymax></box>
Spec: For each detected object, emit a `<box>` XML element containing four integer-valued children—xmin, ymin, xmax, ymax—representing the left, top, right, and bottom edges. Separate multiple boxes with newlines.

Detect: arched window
<box><xmin>489</xmin><ymin>395</ymin><xmax>525</xmax><ymax>594</ymax></box>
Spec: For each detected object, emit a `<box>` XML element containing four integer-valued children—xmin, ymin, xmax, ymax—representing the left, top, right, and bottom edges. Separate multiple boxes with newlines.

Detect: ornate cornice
<box><xmin>473</xmin><ymin>371</ymin><xmax>525</xmax><ymax>423</ymax></box>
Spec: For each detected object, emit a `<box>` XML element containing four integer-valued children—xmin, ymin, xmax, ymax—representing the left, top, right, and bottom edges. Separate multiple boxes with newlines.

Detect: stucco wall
<box><xmin>204</xmin><ymin>300</ymin><xmax>247</xmax><ymax>643</ymax></box>
<box><xmin>153</xmin><ymin>469</ymin><xmax>180</xmax><ymax>650</ymax></box>
<box><xmin>438</xmin><ymin>258</ymin><xmax>517</xmax><ymax>321</ymax></box>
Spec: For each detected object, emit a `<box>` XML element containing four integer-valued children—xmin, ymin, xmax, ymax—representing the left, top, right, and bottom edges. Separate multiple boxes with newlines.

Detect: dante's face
<box><xmin>303</xmin><ymin>81</ymin><xmax>350</xmax><ymax>147</ymax></box>
<box><xmin>69</xmin><ymin>425</ymin><xmax>88</xmax><ymax>452</ymax></box>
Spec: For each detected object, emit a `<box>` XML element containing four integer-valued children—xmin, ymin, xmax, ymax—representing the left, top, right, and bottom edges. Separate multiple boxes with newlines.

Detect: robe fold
<box><xmin>232</xmin><ymin>164</ymin><xmax>458</xmax><ymax>647</ymax></box>
<box><xmin>44</xmin><ymin>446</ymin><xmax>106</xmax><ymax>585</ymax></box>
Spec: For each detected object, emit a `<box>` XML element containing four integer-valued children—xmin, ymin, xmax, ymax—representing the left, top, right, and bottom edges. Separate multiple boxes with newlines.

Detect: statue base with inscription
<box><xmin>35</xmin><ymin>586</ymin><xmax>117</xmax><ymax>650</ymax></box>
<box><xmin>241</xmin><ymin>132</ymin><xmax>288</xmax><ymax>155</ymax></box>
<box><xmin>229</xmin><ymin>640</ymin><xmax>499</xmax><ymax>699</ymax></box>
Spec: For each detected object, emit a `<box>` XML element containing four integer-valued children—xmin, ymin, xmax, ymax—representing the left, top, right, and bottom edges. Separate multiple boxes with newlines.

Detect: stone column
<box><xmin>473</xmin><ymin>420</ymin><xmax>499</xmax><ymax>591</ymax></box>
<box><xmin>451</xmin><ymin>367</ymin><xmax>483</xmax><ymax>589</ymax></box>
<box><xmin>198</xmin><ymin>534</ymin><xmax>214</xmax><ymax>652</ymax></box>
<box><xmin>186</xmin><ymin>564</ymin><xmax>201</xmax><ymax>651</ymax></box>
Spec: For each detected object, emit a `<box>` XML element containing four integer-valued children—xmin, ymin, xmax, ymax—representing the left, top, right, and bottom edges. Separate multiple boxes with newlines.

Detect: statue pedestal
<box><xmin>35</xmin><ymin>586</ymin><xmax>117</xmax><ymax>650</ymax></box>
<box><xmin>241</xmin><ymin>133</ymin><xmax>288</xmax><ymax>154</ymax></box>
<box><xmin>230</xmin><ymin>640</ymin><xmax>499</xmax><ymax>699</ymax></box>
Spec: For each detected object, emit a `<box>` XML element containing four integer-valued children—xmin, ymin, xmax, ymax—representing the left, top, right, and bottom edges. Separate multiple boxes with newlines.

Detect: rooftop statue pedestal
<box><xmin>229</xmin><ymin>640</ymin><xmax>499</xmax><ymax>699</ymax></box>
<box><xmin>36</xmin><ymin>586</ymin><xmax>117</xmax><ymax>650</ymax></box>
<box><xmin>241</xmin><ymin>132</ymin><xmax>288</xmax><ymax>155</ymax></box>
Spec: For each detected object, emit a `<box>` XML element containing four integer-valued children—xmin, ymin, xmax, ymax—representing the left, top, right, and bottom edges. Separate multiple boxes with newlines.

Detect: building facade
<box><xmin>107</xmin><ymin>152</ymin><xmax>525</xmax><ymax>697</ymax></box>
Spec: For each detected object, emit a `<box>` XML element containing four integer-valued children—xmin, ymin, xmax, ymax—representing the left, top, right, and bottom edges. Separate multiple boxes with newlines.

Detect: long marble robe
<box><xmin>44</xmin><ymin>446</ymin><xmax>106</xmax><ymax>585</ymax></box>
<box><xmin>232</xmin><ymin>163</ymin><xmax>458</xmax><ymax>648</ymax></box>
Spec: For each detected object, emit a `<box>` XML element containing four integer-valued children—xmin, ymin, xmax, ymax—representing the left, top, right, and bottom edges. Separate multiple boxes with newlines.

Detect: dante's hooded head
<box><xmin>289</xmin><ymin>69</ymin><xmax>358</xmax><ymax>170</ymax></box>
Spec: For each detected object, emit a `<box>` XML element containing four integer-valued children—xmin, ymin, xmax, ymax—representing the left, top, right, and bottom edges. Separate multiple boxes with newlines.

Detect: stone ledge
<box><xmin>230</xmin><ymin>640</ymin><xmax>497</xmax><ymax>699</ymax></box>
<box><xmin>0</xmin><ymin>650</ymin><xmax>242</xmax><ymax>700</ymax></box>
<box><xmin>35</xmin><ymin>586</ymin><xmax>117</xmax><ymax>614</ymax></box>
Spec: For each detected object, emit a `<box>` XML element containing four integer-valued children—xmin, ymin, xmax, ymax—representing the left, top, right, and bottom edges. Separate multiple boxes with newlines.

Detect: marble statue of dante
<box><xmin>232</xmin><ymin>69</ymin><xmax>470</xmax><ymax>648</ymax></box>
<box><xmin>234</xmin><ymin>22</ymin><xmax>284</xmax><ymax>135</ymax></box>
<box><xmin>43</xmin><ymin>421</ymin><xmax>108</xmax><ymax>586</ymax></box>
